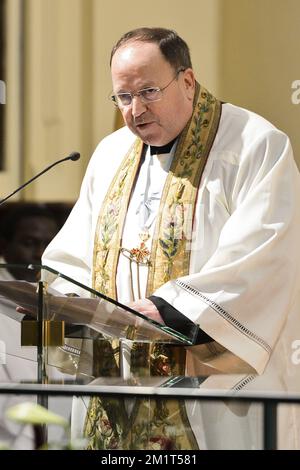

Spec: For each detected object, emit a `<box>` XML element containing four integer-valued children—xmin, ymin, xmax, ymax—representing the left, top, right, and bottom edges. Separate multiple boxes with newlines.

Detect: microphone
<box><xmin>0</xmin><ymin>152</ymin><xmax>80</xmax><ymax>206</ymax></box>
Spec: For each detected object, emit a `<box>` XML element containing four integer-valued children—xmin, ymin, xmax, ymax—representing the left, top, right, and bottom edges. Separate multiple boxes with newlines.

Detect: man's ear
<box><xmin>182</xmin><ymin>68</ymin><xmax>195</xmax><ymax>100</ymax></box>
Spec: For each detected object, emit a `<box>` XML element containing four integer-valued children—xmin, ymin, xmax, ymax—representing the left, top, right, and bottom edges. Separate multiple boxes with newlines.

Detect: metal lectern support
<box><xmin>263</xmin><ymin>401</ymin><xmax>277</xmax><ymax>450</ymax></box>
<box><xmin>37</xmin><ymin>281</ymin><xmax>47</xmax><ymax>385</ymax></box>
<box><xmin>37</xmin><ymin>281</ymin><xmax>48</xmax><ymax>445</ymax></box>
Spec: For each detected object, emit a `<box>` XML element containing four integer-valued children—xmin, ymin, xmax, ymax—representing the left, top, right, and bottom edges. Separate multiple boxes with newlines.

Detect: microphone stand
<box><xmin>0</xmin><ymin>152</ymin><xmax>80</xmax><ymax>206</ymax></box>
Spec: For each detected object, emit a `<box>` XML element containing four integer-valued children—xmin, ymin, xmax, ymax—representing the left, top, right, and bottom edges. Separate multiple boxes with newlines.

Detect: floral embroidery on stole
<box><xmin>93</xmin><ymin>82</ymin><xmax>222</xmax><ymax>297</ymax></box>
<box><xmin>84</xmin><ymin>83</ymin><xmax>222</xmax><ymax>450</ymax></box>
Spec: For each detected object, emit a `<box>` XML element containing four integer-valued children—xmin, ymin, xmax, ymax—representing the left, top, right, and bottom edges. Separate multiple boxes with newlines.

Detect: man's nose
<box><xmin>131</xmin><ymin>95</ymin><xmax>147</xmax><ymax>118</ymax></box>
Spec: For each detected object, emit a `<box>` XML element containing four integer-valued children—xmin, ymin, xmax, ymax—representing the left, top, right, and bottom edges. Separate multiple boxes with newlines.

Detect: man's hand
<box><xmin>128</xmin><ymin>298</ymin><xmax>165</xmax><ymax>324</ymax></box>
<box><xmin>16</xmin><ymin>306</ymin><xmax>33</xmax><ymax>315</ymax></box>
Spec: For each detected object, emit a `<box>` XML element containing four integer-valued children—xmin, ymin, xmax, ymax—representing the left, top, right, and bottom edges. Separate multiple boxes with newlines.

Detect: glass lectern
<box><xmin>0</xmin><ymin>263</ymin><xmax>197</xmax><ymax>385</ymax></box>
<box><xmin>0</xmin><ymin>263</ymin><xmax>295</xmax><ymax>451</ymax></box>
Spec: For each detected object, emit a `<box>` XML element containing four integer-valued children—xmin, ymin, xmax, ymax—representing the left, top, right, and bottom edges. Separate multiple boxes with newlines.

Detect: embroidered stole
<box><xmin>93</xmin><ymin>82</ymin><xmax>221</xmax><ymax>297</ymax></box>
<box><xmin>84</xmin><ymin>83</ymin><xmax>222</xmax><ymax>450</ymax></box>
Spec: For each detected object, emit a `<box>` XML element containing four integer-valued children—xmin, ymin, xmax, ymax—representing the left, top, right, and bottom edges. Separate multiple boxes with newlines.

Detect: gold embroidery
<box><xmin>85</xmin><ymin>83</ymin><xmax>222</xmax><ymax>450</ymax></box>
<box><xmin>147</xmin><ymin>83</ymin><xmax>222</xmax><ymax>294</ymax></box>
<box><xmin>93</xmin><ymin>83</ymin><xmax>221</xmax><ymax>299</ymax></box>
<box><xmin>93</xmin><ymin>139</ymin><xmax>144</xmax><ymax>297</ymax></box>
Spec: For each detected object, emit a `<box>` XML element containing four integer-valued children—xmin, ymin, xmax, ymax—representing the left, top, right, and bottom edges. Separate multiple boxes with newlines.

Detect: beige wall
<box><xmin>3</xmin><ymin>0</ymin><xmax>300</xmax><ymax>201</ymax></box>
<box><xmin>1</xmin><ymin>0</ymin><xmax>22</xmax><ymax>197</ymax></box>
<box><xmin>22</xmin><ymin>0</ymin><xmax>93</xmax><ymax>201</ymax></box>
<box><xmin>218</xmin><ymin>0</ymin><xmax>300</xmax><ymax>165</ymax></box>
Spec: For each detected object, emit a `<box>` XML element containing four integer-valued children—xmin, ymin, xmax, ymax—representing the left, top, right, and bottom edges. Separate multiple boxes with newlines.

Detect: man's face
<box><xmin>3</xmin><ymin>216</ymin><xmax>58</xmax><ymax>281</ymax></box>
<box><xmin>111</xmin><ymin>41</ymin><xmax>195</xmax><ymax>146</ymax></box>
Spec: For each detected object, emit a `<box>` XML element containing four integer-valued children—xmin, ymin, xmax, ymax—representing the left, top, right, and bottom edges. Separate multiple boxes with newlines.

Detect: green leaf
<box><xmin>159</xmin><ymin>239</ymin><xmax>170</xmax><ymax>250</ymax></box>
<box><xmin>0</xmin><ymin>442</ymin><xmax>9</xmax><ymax>450</ymax></box>
<box><xmin>6</xmin><ymin>402</ymin><xmax>69</xmax><ymax>428</ymax></box>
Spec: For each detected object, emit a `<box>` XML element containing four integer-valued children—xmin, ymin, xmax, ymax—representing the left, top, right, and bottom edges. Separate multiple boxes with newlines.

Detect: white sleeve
<box><xmin>42</xmin><ymin>127</ymin><xmax>136</xmax><ymax>296</ymax></box>
<box><xmin>154</xmin><ymin>130</ymin><xmax>300</xmax><ymax>373</ymax></box>
<box><xmin>41</xmin><ymin>152</ymin><xmax>97</xmax><ymax>295</ymax></box>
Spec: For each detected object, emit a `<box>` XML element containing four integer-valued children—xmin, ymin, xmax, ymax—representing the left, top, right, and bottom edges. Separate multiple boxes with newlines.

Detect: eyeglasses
<box><xmin>110</xmin><ymin>67</ymin><xmax>185</xmax><ymax>108</ymax></box>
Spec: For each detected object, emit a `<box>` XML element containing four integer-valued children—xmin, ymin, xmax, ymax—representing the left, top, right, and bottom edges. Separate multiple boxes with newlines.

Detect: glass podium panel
<box><xmin>0</xmin><ymin>263</ymin><xmax>197</xmax><ymax>343</ymax></box>
<box><xmin>0</xmin><ymin>263</ymin><xmax>300</xmax><ymax>450</ymax></box>
<box><xmin>0</xmin><ymin>263</ymin><xmax>198</xmax><ymax>381</ymax></box>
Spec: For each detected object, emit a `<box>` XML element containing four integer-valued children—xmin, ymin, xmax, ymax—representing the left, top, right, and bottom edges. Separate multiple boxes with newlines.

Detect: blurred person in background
<box><xmin>0</xmin><ymin>204</ymin><xmax>59</xmax><ymax>282</ymax></box>
<box><xmin>0</xmin><ymin>203</ymin><xmax>64</xmax><ymax>449</ymax></box>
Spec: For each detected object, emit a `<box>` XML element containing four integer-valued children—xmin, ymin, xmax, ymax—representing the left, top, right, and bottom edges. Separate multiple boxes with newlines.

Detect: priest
<box><xmin>42</xmin><ymin>27</ymin><xmax>300</xmax><ymax>449</ymax></box>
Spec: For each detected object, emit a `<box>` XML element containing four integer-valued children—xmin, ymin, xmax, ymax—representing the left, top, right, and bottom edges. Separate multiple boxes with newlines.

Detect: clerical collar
<box><xmin>149</xmin><ymin>137</ymin><xmax>177</xmax><ymax>155</ymax></box>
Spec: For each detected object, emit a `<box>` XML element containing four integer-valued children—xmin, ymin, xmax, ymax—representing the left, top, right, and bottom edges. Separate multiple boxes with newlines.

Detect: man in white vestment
<box><xmin>42</xmin><ymin>28</ymin><xmax>300</xmax><ymax>449</ymax></box>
